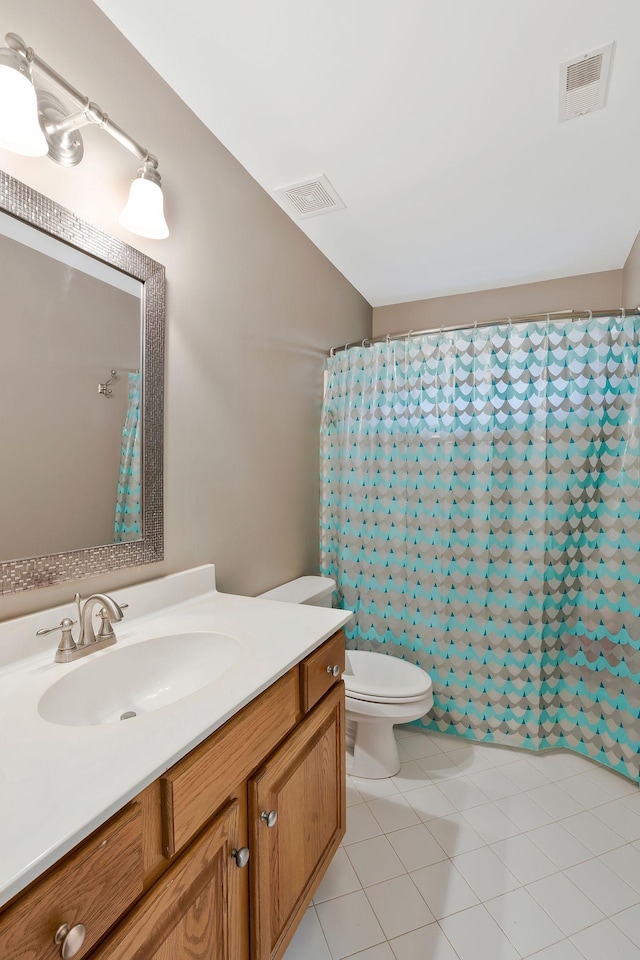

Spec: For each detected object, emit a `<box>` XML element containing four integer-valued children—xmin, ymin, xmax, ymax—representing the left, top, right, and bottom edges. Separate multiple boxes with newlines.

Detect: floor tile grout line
<box><xmin>293</xmin><ymin>734</ymin><xmax>639</xmax><ymax>960</ymax></box>
<box><xmin>478</xmin><ymin>897</ymin><xmax>561</xmax><ymax>959</ymax></box>
<box><xmin>395</xmin><ymin>795</ymin><xmax>633</xmax><ymax>863</ymax></box>
<box><xmin>309</xmin><ymin>902</ymin><xmax>339</xmax><ymax>958</ymax></box>
<box><xmin>323</xmin><ymin>843</ymin><xmax>640</xmax><ymax>918</ymax></box>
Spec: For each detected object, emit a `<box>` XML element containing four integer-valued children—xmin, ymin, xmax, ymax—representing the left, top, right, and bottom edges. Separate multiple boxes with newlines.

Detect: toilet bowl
<box><xmin>258</xmin><ymin>576</ymin><xmax>433</xmax><ymax>779</ymax></box>
<box><xmin>344</xmin><ymin>650</ymin><xmax>433</xmax><ymax>779</ymax></box>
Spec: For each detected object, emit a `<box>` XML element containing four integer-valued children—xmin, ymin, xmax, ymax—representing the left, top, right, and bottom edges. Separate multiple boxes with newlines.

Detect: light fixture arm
<box><xmin>5</xmin><ymin>32</ymin><xmax>156</xmax><ymax>166</ymax></box>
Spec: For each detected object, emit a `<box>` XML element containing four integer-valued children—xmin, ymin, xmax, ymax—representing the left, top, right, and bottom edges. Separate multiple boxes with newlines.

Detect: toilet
<box><xmin>258</xmin><ymin>576</ymin><xmax>434</xmax><ymax>779</ymax></box>
<box><xmin>343</xmin><ymin>649</ymin><xmax>434</xmax><ymax>779</ymax></box>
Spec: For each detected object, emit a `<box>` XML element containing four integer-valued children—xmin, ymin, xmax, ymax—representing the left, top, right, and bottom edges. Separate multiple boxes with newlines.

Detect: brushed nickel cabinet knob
<box><xmin>260</xmin><ymin>809</ymin><xmax>278</xmax><ymax>828</ymax></box>
<box><xmin>326</xmin><ymin>664</ymin><xmax>340</xmax><ymax>677</ymax></box>
<box><xmin>231</xmin><ymin>846</ymin><xmax>250</xmax><ymax>868</ymax></box>
<box><xmin>54</xmin><ymin>922</ymin><xmax>86</xmax><ymax>959</ymax></box>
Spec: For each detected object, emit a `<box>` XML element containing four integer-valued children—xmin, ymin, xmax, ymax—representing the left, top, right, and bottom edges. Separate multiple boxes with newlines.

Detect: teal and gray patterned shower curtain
<box><xmin>320</xmin><ymin>316</ymin><xmax>640</xmax><ymax>781</ymax></box>
<box><xmin>114</xmin><ymin>372</ymin><xmax>141</xmax><ymax>542</ymax></box>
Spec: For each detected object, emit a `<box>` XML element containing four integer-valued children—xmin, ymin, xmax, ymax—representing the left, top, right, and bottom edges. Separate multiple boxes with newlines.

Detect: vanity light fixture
<box><xmin>119</xmin><ymin>160</ymin><xmax>169</xmax><ymax>240</ymax></box>
<box><xmin>0</xmin><ymin>32</ymin><xmax>169</xmax><ymax>240</ymax></box>
<box><xmin>0</xmin><ymin>46</ymin><xmax>48</xmax><ymax>156</ymax></box>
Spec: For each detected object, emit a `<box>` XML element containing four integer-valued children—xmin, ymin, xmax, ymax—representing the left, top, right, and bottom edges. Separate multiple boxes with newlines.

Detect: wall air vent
<box><xmin>559</xmin><ymin>42</ymin><xmax>615</xmax><ymax>121</ymax></box>
<box><xmin>275</xmin><ymin>175</ymin><xmax>345</xmax><ymax>219</ymax></box>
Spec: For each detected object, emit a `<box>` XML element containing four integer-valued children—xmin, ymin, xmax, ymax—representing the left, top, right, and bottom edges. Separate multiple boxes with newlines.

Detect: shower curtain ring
<box><xmin>329</xmin><ymin>346</ymin><xmax>336</xmax><ymax>357</ymax></box>
<box><xmin>361</xmin><ymin>338</ymin><xmax>371</xmax><ymax>348</ymax></box>
<box><xmin>406</xmin><ymin>329</ymin><xmax>415</xmax><ymax>341</ymax></box>
<box><xmin>385</xmin><ymin>333</ymin><xmax>391</xmax><ymax>343</ymax></box>
<box><xmin>586</xmin><ymin>310</ymin><xmax>593</xmax><ymax>320</ymax></box>
<box><xmin>621</xmin><ymin>308</ymin><xmax>626</xmax><ymax>319</ymax></box>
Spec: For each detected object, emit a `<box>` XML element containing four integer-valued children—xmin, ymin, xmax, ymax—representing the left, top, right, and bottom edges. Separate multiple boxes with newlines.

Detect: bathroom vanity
<box><xmin>0</xmin><ymin>566</ymin><xmax>350</xmax><ymax>960</ymax></box>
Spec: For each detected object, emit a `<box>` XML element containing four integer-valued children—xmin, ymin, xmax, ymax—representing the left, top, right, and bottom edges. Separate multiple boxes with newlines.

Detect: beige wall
<box><xmin>373</xmin><ymin>270</ymin><xmax>622</xmax><ymax>337</ymax></box>
<box><xmin>0</xmin><ymin>0</ymin><xmax>371</xmax><ymax>619</ymax></box>
<box><xmin>622</xmin><ymin>230</ymin><xmax>640</xmax><ymax>306</ymax></box>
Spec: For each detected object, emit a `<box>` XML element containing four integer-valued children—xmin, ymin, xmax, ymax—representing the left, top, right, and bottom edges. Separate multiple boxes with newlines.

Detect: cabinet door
<box><xmin>249</xmin><ymin>683</ymin><xmax>345</xmax><ymax>960</ymax></box>
<box><xmin>88</xmin><ymin>800</ymin><xmax>246</xmax><ymax>960</ymax></box>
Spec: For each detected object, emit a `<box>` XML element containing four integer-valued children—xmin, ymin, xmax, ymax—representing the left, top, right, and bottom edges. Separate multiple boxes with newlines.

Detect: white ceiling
<box><xmin>94</xmin><ymin>1</ymin><xmax>640</xmax><ymax>307</ymax></box>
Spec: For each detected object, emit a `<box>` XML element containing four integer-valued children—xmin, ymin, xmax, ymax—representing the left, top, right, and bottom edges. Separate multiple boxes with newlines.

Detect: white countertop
<box><xmin>0</xmin><ymin>565</ymin><xmax>351</xmax><ymax>908</ymax></box>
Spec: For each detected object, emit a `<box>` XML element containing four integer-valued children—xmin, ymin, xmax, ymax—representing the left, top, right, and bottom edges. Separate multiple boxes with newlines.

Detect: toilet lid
<box><xmin>343</xmin><ymin>650</ymin><xmax>432</xmax><ymax>701</ymax></box>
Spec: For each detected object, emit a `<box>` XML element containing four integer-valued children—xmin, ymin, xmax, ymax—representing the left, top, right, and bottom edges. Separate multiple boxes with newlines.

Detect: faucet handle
<box><xmin>36</xmin><ymin>617</ymin><xmax>78</xmax><ymax>637</ymax></box>
<box><xmin>96</xmin><ymin>602</ymin><xmax>128</xmax><ymax>641</ymax></box>
<box><xmin>37</xmin><ymin>618</ymin><xmax>78</xmax><ymax>663</ymax></box>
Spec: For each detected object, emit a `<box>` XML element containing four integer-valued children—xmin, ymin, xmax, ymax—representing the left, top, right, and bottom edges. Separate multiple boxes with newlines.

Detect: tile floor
<box><xmin>283</xmin><ymin>726</ymin><xmax>640</xmax><ymax>960</ymax></box>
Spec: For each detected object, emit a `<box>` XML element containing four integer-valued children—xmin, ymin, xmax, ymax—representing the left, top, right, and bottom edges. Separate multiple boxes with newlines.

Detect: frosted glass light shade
<box><xmin>0</xmin><ymin>59</ymin><xmax>48</xmax><ymax>157</ymax></box>
<box><xmin>119</xmin><ymin>176</ymin><xmax>169</xmax><ymax>240</ymax></box>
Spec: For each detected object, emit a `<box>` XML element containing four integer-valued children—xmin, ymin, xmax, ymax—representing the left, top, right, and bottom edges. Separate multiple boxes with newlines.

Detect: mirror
<box><xmin>0</xmin><ymin>169</ymin><xmax>164</xmax><ymax>594</ymax></box>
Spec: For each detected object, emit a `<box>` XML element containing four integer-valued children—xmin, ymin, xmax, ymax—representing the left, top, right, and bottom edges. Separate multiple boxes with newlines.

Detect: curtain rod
<box><xmin>329</xmin><ymin>307</ymin><xmax>640</xmax><ymax>356</ymax></box>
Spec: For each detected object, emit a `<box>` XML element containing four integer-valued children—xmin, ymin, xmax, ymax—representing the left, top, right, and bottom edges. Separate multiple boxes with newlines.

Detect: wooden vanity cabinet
<box><xmin>250</xmin><ymin>682</ymin><xmax>345</xmax><ymax>960</ymax></box>
<box><xmin>0</xmin><ymin>630</ymin><xmax>345</xmax><ymax>960</ymax></box>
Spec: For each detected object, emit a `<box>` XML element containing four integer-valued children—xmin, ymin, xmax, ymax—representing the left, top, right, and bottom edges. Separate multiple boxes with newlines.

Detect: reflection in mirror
<box><xmin>0</xmin><ymin>212</ymin><xmax>142</xmax><ymax>560</ymax></box>
<box><xmin>0</xmin><ymin>169</ymin><xmax>164</xmax><ymax>595</ymax></box>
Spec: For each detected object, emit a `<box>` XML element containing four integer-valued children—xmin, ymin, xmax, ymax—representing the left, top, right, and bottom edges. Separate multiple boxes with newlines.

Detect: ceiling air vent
<box><xmin>559</xmin><ymin>42</ymin><xmax>615</xmax><ymax>121</ymax></box>
<box><xmin>275</xmin><ymin>175</ymin><xmax>345</xmax><ymax>219</ymax></box>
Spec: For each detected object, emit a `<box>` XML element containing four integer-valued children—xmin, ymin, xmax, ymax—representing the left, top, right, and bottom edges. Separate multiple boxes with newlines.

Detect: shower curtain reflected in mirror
<box><xmin>114</xmin><ymin>372</ymin><xmax>141</xmax><ymax>542</ymax></box>
<box><xmin>321</xmin><ymin>316</ymin><xmax>640</xmax><ymax>782</ymax></box>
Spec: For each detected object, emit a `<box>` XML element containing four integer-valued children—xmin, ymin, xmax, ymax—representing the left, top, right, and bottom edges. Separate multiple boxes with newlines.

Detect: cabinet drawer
<box><xmin>300</xmin><ymin>630</ymin><xmax>345</xmax><ymax>713</ymax></box>
<box><xmin>0</xmin><ymin>803</ymin><xmax>143</xmax><ymax>960</ymax></box>
<box><xmin>161</xmin><ymin>667</ymin><xmax>299</xmax><ymax>857</ymax></box>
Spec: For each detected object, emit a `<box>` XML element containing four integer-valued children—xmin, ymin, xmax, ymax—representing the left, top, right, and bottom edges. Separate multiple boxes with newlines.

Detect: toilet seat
<box><xmin>345</xmin><ymin>691</ymin><xmax>433</xmax><ymax>720</ymax></box>
<box><xmin>346</xmin><ymin>689</ymin><xmax>430</xmax><ymax>705</ymax></box>
<box><xmin>343</xmin><ymin>650</ymin><xmax>432</xmax><ymax>702</ymax></box>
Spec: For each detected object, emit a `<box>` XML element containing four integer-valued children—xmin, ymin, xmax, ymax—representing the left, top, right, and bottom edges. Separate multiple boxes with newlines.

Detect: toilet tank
<box><xmin>258</xmin><ymin>576</ymin><xmax>336</xmax><ymax>608</ymax></box>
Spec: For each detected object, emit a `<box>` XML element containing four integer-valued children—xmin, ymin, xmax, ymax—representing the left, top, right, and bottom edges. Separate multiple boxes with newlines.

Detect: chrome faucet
<box><xmin>37</xmin><ymin>592</ymin><xmax>126</xmax><ymax>663</ymax></box>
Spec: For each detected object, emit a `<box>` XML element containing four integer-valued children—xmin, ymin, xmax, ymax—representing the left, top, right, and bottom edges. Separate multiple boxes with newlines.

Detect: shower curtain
<box><xmin>320</xmin><ymin>316</ymin><xmax>640</xmax><ymax>782</ymax></box>
<box><xmin>114</xmin><ymin>372</ymin><xmax>141</xmax><ymax>542</ymax></box>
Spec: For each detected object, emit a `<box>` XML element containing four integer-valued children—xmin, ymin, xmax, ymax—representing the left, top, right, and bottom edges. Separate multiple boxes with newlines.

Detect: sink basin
<box><xmin>38</xmin><ymin>632</ymin><xmax>241</xmax><ymax>726</ymax></box>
